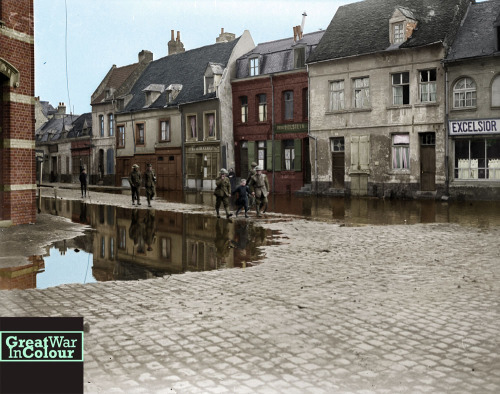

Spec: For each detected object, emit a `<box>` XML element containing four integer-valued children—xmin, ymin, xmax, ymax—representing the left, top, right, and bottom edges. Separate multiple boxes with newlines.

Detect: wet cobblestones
<box><xmin>1</xmin><ymin>189</ymin><xmax>499</xmax><ymax>393</ymax></box>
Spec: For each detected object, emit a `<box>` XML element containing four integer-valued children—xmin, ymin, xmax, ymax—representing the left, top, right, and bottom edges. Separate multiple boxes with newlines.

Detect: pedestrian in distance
<box><xmin>246</xmin><ymin>161</ymin><xmax>258</xmax><ymax>211</ymax></box>
<box><xmin>232</xmin><ymin>178</ymin><xmax>250</xmax><ymax>218</ymax></box>
<box><xmin>214</xmin><ymin>168</ymin><xmax>233</xmax><ymax>219</ymax></box>
<box><xmin>79</xmin><ymin>167</ymin><xmax>87</xmax><ymax>198</ymax></box>
<box><xmin>144</xmin><ymin>163</ymin><xmax>157</xmax><ymax>207</ymax></box>
<box><xmin>248</xmin><ymin>166</ymin><xmax>270</xmax><ymax>217</ymax></box>
<box><xmin>129</xmin><ymin>164</ymin><xmax>142</xmax><ymax>205</ymax></box>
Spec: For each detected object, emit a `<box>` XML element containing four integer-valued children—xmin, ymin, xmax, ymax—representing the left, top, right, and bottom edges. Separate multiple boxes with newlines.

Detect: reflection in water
<box><xmin>0</xmin><ymin>256</ymin><xmax>45</xmax><ymax>290</ymax></box>
<box><xmin>32</xmin><ymin>197</ymin><xmax>271</xmax><ymax>288</ymax></box>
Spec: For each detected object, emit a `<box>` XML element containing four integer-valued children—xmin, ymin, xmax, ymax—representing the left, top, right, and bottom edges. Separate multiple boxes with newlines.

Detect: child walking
<box><xmin>232</xmin><ymin>179</ymin><xmax>250</xmax><ymax>218</ymax></box>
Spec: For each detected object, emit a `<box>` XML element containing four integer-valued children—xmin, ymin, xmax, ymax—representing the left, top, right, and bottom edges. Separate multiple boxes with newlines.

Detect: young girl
<box><xmin>232</xmin><ymin>179</ymin><xmax>250</xmax><ymax>218</ymax></box>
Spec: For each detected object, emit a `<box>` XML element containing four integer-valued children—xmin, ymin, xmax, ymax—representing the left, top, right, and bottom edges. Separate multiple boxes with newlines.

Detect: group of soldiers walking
<box><xmin>214</xmin><ymin>161</ymin><xmax>269</xmax><ymax>219</ymax></box>
<box><xmin>129</xmin><ymin>163</ymin><xmax>157</xmax><ymax>207</ymax></box>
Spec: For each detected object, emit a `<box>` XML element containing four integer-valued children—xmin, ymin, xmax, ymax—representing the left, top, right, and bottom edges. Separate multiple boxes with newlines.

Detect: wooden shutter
<box><xmin>274</xmin><ymin>140</ymin><xmax>282</xmax><ymax>172</ymax></box>
<box><xmin>266</xmin><ymin>140</ymin><xmax>273</xmax><ymax>171</ymax></box>
<box><xmin>350</xmin><ymin>135</ymin><xmax>370</xmax><ymax>171</ymax></box>
<box><xmin>294</xmin><ymin>139</ymin><xmax>302</xmax><ymax>171</ymax></box>
<box><xmin>247</xmin><ymin>141</ymin><xmax>255</xmax><ymax>169</ymax></box>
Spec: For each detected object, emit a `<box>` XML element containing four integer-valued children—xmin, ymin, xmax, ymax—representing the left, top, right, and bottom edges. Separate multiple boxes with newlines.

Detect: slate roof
<box><xmin>446</xmin><ymin>0</ymin><xmax>500</xmax><ymax>62</ymax></box>
<box><xmin>308</xmin><ymin>0</ymin><xmax>471</xmax><ymax>63</ymax></box>
<box><xmin>35</xmin><ymin>115</ymin><xmax>80</xmax><ymax>143</ymax></box>
<box><xmin>91</xmin><ymin>63</ymin><xmax>139</xmax><ymax>105</ymax></box>
<box><xmin>122</xmin><ymin>38</ymin><xmax>240</xmax><ymax>113</ymax></box>
<box><xmin>67</xmin><ymin>113</ymin><xmax>93</xmax><ymax>138</ymax></box>
<box><xmin>236</xmin><ymin>31</ymin><xmax>325</xmax><ymax>78</ymax></box>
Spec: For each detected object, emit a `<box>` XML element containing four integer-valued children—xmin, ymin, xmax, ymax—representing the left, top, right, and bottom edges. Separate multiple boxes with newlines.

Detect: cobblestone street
<box><xmin>1</xmin><ymin>189</ymin><xmax>499</xmax><ymax>393</ymax></box>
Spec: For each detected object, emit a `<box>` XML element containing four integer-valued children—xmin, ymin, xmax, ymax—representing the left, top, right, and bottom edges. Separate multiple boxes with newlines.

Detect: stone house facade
<box><xmin>444</xmin><ymin>0</ymin><xmax>500</xmax><ymax>200</ymax></box>
<box><xmin>307</xmin><ymin>0</ymin><xmax>471</xmax><ymax>198</ymax></box>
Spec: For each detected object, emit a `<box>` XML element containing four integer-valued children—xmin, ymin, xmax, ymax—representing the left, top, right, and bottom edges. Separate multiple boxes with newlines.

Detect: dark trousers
<box><xmin>80</xmin><ymin>183</ymin><xmax>87</xmax><ymax>197</ymax></box>
<box><xmin>131</xmin><ymin>186</ymin><xmax>140</xmax><ymax>203</ymax></box>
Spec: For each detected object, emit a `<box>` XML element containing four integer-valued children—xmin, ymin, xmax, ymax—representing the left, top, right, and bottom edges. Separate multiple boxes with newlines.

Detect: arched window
<box><xmin>453</xmin><ymin>77</ymin><xmax>476</xmax><ymax>108</ymax></box>
<box><xmin>492</xmin><ymin>75</ymin><xmax>500</xmax><ymax>107</ymax></box>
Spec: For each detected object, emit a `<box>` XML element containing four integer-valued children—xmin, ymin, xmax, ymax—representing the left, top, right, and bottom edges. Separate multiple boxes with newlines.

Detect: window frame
<box><xmin>284</xmin><ymin>90</ymin><xmax>294</xmax><ymax>121</ymax></box>
<box><xmin>135</xmin><ymin>122</ymin><xmax>145</xmax><ymax>146</ymax></box>
<box><xmin>250</xmin><ymin>57</ymin><xmax>259</xmax><ymax>76</ymax></box>
<box><xmin>283</xmin><ymin>139</ymin><xmax>295</xmax><ymax>171</ymax></box>
<box><xmin>117</xmin><ymin>124</ymin><xmax>125</xmax><ymax>148</ymax></box>
<box><xmin>453</xmin><ymin>77</ymin><xmax>477</xmax><ymax>109</ymax></box>
<box><xmin>99</xmin><ymin>115</ymin><xmax>104</xmax><ymax>137</ymax></box>
<box><xmin>240</xmin><ymin>96</ymin><xmax>248</xmax><ymax>123</ymax></box>
<box><xmin>454</xmin><ymin>138</ymin><xmax>500</xmax><ymax>180</ymax></box>
<box><xmin>329</xmin><ymin>80</ymin><xmax>345</xmax><ymax>111</ymax></box>
<box><xmin>257</xmin><ymin>94</ymin><xmax>267</xmax><ymax>122</ymax></box>
<box><xmin>186</xmin><ymin>114</ymin><xmax>198</xmax><ymax>141</ymax></box>
<box><xmin>392</xmin><ymin>72</ymin><xmax>410</xmax><ymax>106</ymax></box>
<box><xmin>353</xmin><ymin>77</ymin><xmax>370</xmax><ymax>109</ymax></box>
<box><xmin>391</xmin><ymin>133</ymin><xmax>410</xmax><ymax>170</ymax></box>
<box><xmin>294</xmin><ymin>46</ymin><xmax>306</xmax><ymax>69</ymax></box>
<box><xmin>108</xmin><ymin>113</ymin><xmax>114</xmax><ymax>136</ymax></box>
<box><xmin>257</xmin><ymin>141</ymin><xmax>266</xmax><ymax>169</ymax></box>
<box><xmin>491</xmin><ymin>74</ymin><xmax>500</xmax><ymax>107</ymax></box>
<box><xmin>204</xmin><ymin>111</ymin><xmax>217</xmax><ymax>140</ymax></box>
<box><xmin>393</xmin><ymin>22</ymin><xmax>404</xmax><ymax>44</ymax></box>
<box><xmin>159</xmin><ymin>118</ymin><xmax>171</xmax><ymax>142</ymax></box>
<box><xmin>419</xmin><ymin>69</ymin><xmax>437</xmax><ymax>103</ymax></box>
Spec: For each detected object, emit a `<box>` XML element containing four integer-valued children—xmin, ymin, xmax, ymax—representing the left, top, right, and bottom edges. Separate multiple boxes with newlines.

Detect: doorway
<box><xmin>331</xmin><ymin>137</ymin><xmax>345</xmax><ymax>188</ymax></box>
<box><xmin>420</xmin><ymin>132</ymin><xmax>436</xmax><ymax>191</ymax></box>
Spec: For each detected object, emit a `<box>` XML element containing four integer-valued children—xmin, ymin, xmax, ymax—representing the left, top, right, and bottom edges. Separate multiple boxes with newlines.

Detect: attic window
<box><xmin>206</xmin><ymin>76</ymin><xmax>215</xmax><ymax>93</ymax></box>
<box><xmin>389</xmin><ymin>7</ymin><xmax>418</xmax><ymax>46</ymax></box>
<box><xmin>294</xmin><ymin>47</ymin><xmax>306</xmax><ymax>69</ymax></box>
<box><xmin>393</xmin><ymin>23</ymin><xmax>404</xmax><ymax>44</ymax></box>
<box><xmin>250</xmin><ymin>57</ymin><xmax>259</xmax><ymax>76</ymax></box>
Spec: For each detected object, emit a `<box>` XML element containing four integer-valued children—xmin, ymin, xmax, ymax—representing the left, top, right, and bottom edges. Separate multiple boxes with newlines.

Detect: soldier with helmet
<box><xmin>246</xmin><ymin>161</ymin><xmax>258</xmax><ymax>211</ymax></box>
<box><xmin>214</xmin><ymin>168</ymin><xmax>233</xmax><ymax>219</ymax></box>
<box><xmin>248</xmin><ymin>166</ymin><xmax>270</xmax><ymax>217</ymax></box>
<box><xmin>129</xmin><ymin>164</ymin><xmax>142</xmax><ymax>205</ymax></box>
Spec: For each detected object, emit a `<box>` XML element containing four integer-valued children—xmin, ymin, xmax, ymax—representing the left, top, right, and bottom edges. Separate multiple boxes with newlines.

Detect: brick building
<box><xmin>232</xmin><ymin>28</ymin><xmax>324</xmax><ymax>193</ymax></box>
<box><xmin>0</xmin><ymin>0</ymin><xmax>36</xmax><ymax>226</ymax></box>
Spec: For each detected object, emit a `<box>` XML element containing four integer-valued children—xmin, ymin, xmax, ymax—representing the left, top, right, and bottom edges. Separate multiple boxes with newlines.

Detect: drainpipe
<box><xmin>306</xmin><ymin>64</ymin><xmax>318</xmax><ymax>194</ymax></box>
<box><xmin>444</xmin><ymin>64</ymin><xmax>450</xmax><ymax>196</ymax></box>
<box><xmin>271</xmin><ymin>74</ymin><xmax>275</xmax><ymax>194</ymax></box>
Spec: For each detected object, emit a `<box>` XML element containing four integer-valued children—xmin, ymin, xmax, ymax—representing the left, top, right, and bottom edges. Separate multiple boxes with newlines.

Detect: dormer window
<box><xmin>250</xmin><ymin>57</ymin><xmax>259</xmax><ymax>76</ymax></box>
<box><xmin>142</xmin><ymin>84</ymin><xmax>165</xmax><ymax>107</ymax></box>
<box><xmin>389</xmin><ymin>7</ymin><xmax>418</xmax><ymax>46</ymax></box>
<box><xmin>206</xmin><ymin>77</ymin><xmax>215</xmax><ymax>93</ymax></box>
<box><xmin>165</xmin><ymin>84</ymin><xmax>182</xmax><ymax>103</ymax></box>
<box><xmin>294</xmin><ymin>47</ymin><xmax>306</xmax><ymax>69</ymax></box>
<box><xmin>393</xmin><ymin>23</ymin><xmax>404</xmax><ymax>44</ymax></box>
<box><xmin>204</xmin><ymin>63</ymin><xmax>224</xmax><ymax>95</ymax></box>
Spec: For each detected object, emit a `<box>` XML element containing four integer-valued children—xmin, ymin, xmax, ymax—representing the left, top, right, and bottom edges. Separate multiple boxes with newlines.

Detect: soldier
<box><xmin>248</xmin><ymin>166</ymin><xmax>270</xmax><ymax>217</ymax></box>
<box><xmin>246</xmin><ymin>161</ymin><xmax>258</xmax><ymax>211</ymax></box>
<box><xmin>144</xmin><ymin>163</ymin><xmax>157</xmax><ymax>207</ymax></box>
<box><xmin>214</xmin><ymin>168</ymin><xmax>233</xmax><ymax>219</ymax></box>
<box><xmin>129</xmin><ymin>164</ymin><xmax>142</xmax><ymax>205</ymax></box>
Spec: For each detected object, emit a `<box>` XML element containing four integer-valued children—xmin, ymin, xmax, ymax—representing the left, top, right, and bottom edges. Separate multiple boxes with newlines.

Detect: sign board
<box><xmin>449</xmin><ymin>118</ymin><xmax>500</xmax><ymax>136</ymax></box>
<box><xmin>35</xmin><ymin>150</ymin><xmax>44</xmax><ymax>162</ymax></box>
<box><xmin>275</xmin><ymin>123</ymin><xmax>308</xmax><ymax>134</ymax></box>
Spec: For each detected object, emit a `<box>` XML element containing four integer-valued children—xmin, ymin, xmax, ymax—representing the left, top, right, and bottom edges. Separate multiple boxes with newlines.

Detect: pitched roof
<box><xmin>91</xmin><ymin>63</ymin><xmax>140</xmax><ymax>105</ymax></box>
<box><xmin>35</xmin><ymin>114</ymin><xmax>80</xmax><ymax>142</ymax></box>
<box><xmin>123</xmin><ymin>38</ymin><xmax>240</xmax><ymax>112</ymax></box>
<box><xmin>308</xmin><ymin>0</ymin><xmax>471</xmax><ymax>63</ymax></box>
<box><xmin>236</xmin><ymin>31</ymin><xmax>324</xmax><ymax>78</ymax></box>
<box><xmin>446</xmin><ymin>0</ymin><xmax>500</xmax><ymax>62</ymax></box>
<box><xmin>67</xmin><ymin>113</ymin><xmax>93</xmax><ymax>138</ymax></box>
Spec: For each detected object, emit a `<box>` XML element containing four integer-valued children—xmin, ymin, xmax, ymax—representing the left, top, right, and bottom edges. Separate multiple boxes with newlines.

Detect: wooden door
<box><xmin>420</xmin><ymin>133</ymin><xmax>436</xmax><ymax>191</ymax></box>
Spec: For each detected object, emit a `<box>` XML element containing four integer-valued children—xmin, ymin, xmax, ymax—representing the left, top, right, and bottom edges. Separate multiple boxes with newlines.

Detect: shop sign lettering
<box><xmin>449</xmin><ymin>119</ymin><xmax>499</xmax><ymax>135</ymax></box>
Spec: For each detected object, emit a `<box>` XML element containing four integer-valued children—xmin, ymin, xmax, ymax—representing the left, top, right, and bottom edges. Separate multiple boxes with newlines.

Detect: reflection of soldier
<box><xmin>79</xmin><ymin>202</ymin><xmax>88</xmax><ymax>224</ymax></box>
<box><xmin>143</xmin><ymin>210</ymin><xmax>156</xmax><ymax>252</ymax></box>
<box><xmin>129</xmin><ymin>209</ymin><xmax>145</xmax><ymax>253</ymax></box>
<box><xmin>215</xmin><ymin>220</ymin><xmax>231</xmax><ymax>260</ymax></box>
<box><xmin>234</xmin><ymin>222</ymin><xmax>249</xmax><ymax>249</ymax></box>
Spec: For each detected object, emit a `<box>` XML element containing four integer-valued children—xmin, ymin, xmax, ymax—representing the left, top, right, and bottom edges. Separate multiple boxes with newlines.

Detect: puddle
<box><xmin>1</xmin><ymin>198</ymin><xmax>274</xmax><ymax>290</ymax></box>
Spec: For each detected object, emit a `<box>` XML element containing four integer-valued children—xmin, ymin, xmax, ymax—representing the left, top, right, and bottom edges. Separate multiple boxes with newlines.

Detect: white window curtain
<box><xmin>190</xmin><ymin>117</ymin><xmax>196</xmax><ymax>138</ymax></box>
<box><xmin>392</xmin><ymin>134</ymin><xmax>409</xmax><ymax>169</ymax></box>
<box><xmin>208</xmin><ymin>114</ymin><xmax>215</xmax><ymax>137</ymax></box>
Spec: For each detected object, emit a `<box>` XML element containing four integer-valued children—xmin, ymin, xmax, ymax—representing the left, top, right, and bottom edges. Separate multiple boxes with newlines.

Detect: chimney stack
<box><xmin>138</xmin><ymin>50</ymin><xmax>153</xmax><ymax>63</ymax></box>
<box><xmin>216</xmin><ymin>27</ymin><xmax>236</xmax><ymax>43</ymax></box>
<box><xmin>168</xmin><ymin>30</ymin><xmax>185</xmax><ymax>55</ymax></box>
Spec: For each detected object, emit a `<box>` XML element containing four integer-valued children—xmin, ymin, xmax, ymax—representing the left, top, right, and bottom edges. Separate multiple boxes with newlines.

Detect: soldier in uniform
<box><xmin>129</xmin><ymin>164</ymin><xmax>142</xmax><ymax>205</ymax></box>
<box><xmin>144</xmin><ymin>163</ymin><xmax>157</xmax><ymax>207</ymax></box>
<box><xmin>214</xmin><ymin>168</ymin><xmax>233</xmax><ymax>219</ymax></box>
<box><xmin>248</xmin><ymin>166</ymin><xmax>270</xmax><ymax>217</ymax></box>
<box><xmin>246</xmin><ymin>162</ymin><xmax>258</xmax><ymax>211</ymax></box>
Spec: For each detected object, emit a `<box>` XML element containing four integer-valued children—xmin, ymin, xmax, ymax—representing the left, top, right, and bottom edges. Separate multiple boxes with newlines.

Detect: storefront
<box><xmin>448</xmin><ymin>118</ymin><xmax>500</xmax><ymax>199</ymax></box>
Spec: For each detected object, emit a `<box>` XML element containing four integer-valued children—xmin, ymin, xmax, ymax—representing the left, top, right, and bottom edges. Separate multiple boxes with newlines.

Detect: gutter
<box><xmin>306</xmin><ymin>63</ymin><xmax>318</xmax><ymax>195</ymax></box>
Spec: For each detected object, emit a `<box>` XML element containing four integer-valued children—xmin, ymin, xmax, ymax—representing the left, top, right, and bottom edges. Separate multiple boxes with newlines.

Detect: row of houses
<box><xmin>36</xmin><ymin>0</ymin><xmax>500</xmax><ymax>200</ymax></box>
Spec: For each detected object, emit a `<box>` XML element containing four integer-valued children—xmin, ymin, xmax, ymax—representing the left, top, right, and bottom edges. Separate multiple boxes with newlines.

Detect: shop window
<box><xmin>117</xmin><ymin>125</ymin><xmax>125</xmax><ymax>148</ymax></box>
<box><xmin>240</xmin><ymin>96</ymin><xmax>248</xmax><ymax>123</ymax></box>
<box><xmin>329</xmin><ymin>80</ymin><xmax>345</xmax><ymax>111</ymax></box>
<box><xmin>453</xmin><ymin>77</ymin><xmax>476</xmax><ymax>108</ymax></box>
<box><xmin>353</xmin><ymin>77</ymin><xmax>370</xmax><ymax>108</ymax></box>
<box><xmin>455</xmin><ymin>139</ymin><xmax>500</xmax><ymax>180</ymax></box>
<box><xmin>160</xmin><ymin>119</ymin><xmax>170</xmax><ymax>142</ymax></box>
<box><xmin>392</xmin><ymin>134</ymin><xmax>410</xmax><ymax>169</ymax></box>
<box><xmin>392</xmin><ymin>72</ymin><xmax>410</xmax><ymax>105</ymax></box>
<box><xmin>257</xmin><ymin>94</ymin><xmax>267</xmax><ymax>122</ymax></box>
<box><xmin>420</xmin><ymin>70</ymin><xmax>437</xmax><ymax>103</ymax></box>
<box><xmin>284</xmin><ymin>91</ymin><xmax>294</xmax><ymax>120</ymax></box>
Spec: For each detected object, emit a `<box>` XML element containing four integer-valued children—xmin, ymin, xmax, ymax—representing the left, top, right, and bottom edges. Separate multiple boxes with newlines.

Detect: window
<box><xmin>257</xmin><ymin>141</ymin><xmax>266</xmax><ymax>169</ymax></box>
<box><xmin>100</xmin><ymin>236</ymin><xmax>105</xmax><ymax>258</ymax></box>
<box><xmin>240</xmin><ymin>96</ymin><xmax>248</xmax><ymax>123</ymax></box>
<box><xmin>187</xmin><ymin>115</ymin><xmax>197</xmax><ymax>140</ymax></box>
<box><xmin>329</xmin><ymin>80</ymin><xmax>345</xmax><ymax>111</ymax></box>
<box><xmin>303</xmin><ymin>88</ymin><xmax>308</xmax><ymax>120</ymax></box>
<box><xmin>284</xmin><ymin>91</ymin><xmax>294</xmax><ymax>120</ymax></box>
<box><xmin>99</xmin><ymin>115</ymin><xmax>104</xmax><ymax>137</ymax></box>
<box><xmin>161</xmin><ymin>238</ymin><xmax>171</xmax><ymax>261</ymax></box>
<box><xmin>250</xmin><ymin>58</ymin><xmax>259</xmax><ymax>76</ymax></box>
<box><xmin>492</xmin><ymin>75</ymin><xmax>500</xmax><ymax>107</ymax></box>
<box><xmin>110</xmin><ymin>238</ymin><xmax>115</xmax><ymax>260</ymax></box>
<box><xmin>392</xmin><ymin>72</ymin><xmax>410</xmax><ymax>105</ymax></box>
<box><xmin>135</xmin><ymin>123</ymin><xmax>145</xmax><ymax>145</ymax></box>
<box><xmin>204</xmin><ymin>112</ymin><xmax>216</xmax><ymax>139</ymax></box>
<box><xmin>392</xmin><ymin>134</ymin><xmax>410</xmax><ymax>169</ymax></box>
<box><xmin>108</xmin><ymin>113</ymin><xmax>114</xmax><ymax>136</ymax></box>
<box><xmin>160</xmin><ymin>119</ymin><xmax>170</xmax><ymax>142</ymax></box>
<box><xmin>353</xmin><ymin>77</ymin><xmax>370</xmax><ymax>108</ymax></box>
<box><xmin>283</xmin><ymin>140</ymin><xmax>295</xmax><ymax>170</ymax></box>
<box><xmin>331</xmin><ymin>137</ymin><xmax>345</xmax><ymax>152</ymax></box>
<box><xmin>455</xmin><ymin>139</ymin><xmax>500</xmax><ymax>180</ymax></box>
<box><xmin>294</xmin><ymin>47</ymin><xmax>306</xmax><ymax>68</ymax></box>
<box><xmin>393</xmin><ymin>23</ymin><xmax>404</xmax><ymax>44</ymax></box>
<box><xmin>117</xmin><ymin>125</ymin><xmax>125</xmax><ymax>148</ymax></box>
<box><xmin>420</xmin><ymin>70</ymin><xmax>437</xmax><ymax>103</ymax></box>
<box><xmin>205</xmin><ymin>77</ymin><xmax>214</xmax><ymax>93</ymax></box>
<box><xmin>258</xmin><ymin>94</ymin><xmax>267</xmax><ymax>122</ymax></box>
<box><xmin>453</xmin><ymin>77</ymin><xmax>477</xmax><ymax>108</ymax></box>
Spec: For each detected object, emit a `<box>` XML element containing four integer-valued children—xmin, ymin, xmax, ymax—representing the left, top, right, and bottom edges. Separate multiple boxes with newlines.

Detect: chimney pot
<box><xmin>177</xmin><ymin>31</ymin><xmax>180</xmax><ymax>42</ymax></box>
<box><xmin>221</xmin><ymin>28</ymin><xmax>224</xmax><ymax>34</ymax></box>
<box><xmin>171</xmin><ymin>30</ymin><xmax>174</xmax><ymax>41</ymax></box>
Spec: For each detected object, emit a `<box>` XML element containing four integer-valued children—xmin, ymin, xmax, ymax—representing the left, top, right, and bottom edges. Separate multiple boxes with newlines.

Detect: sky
<box><xmin>34</xmin><ymin>0</ymin><xmax>351</xmax><ymax>115</ymax></box>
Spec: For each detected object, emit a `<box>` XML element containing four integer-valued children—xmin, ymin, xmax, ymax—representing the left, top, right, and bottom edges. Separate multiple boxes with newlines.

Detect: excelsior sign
<box><xmin>449</xmin><ymin>119</ymin><xmax>499</xmax><ymax>135</ymax></box>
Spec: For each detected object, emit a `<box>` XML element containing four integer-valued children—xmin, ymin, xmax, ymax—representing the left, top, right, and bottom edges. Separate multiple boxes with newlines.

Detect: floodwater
<box><xmin>3</xmin><ymin>193</ymin><xmax>500</xmax><ymax>290</ymax></box>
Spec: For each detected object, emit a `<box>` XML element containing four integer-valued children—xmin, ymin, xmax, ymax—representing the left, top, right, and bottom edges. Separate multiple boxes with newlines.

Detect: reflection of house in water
<box><xmin>0</xmin><ymin>256</ymin><xmax>45</xmax><ymax>290</ymax></box>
